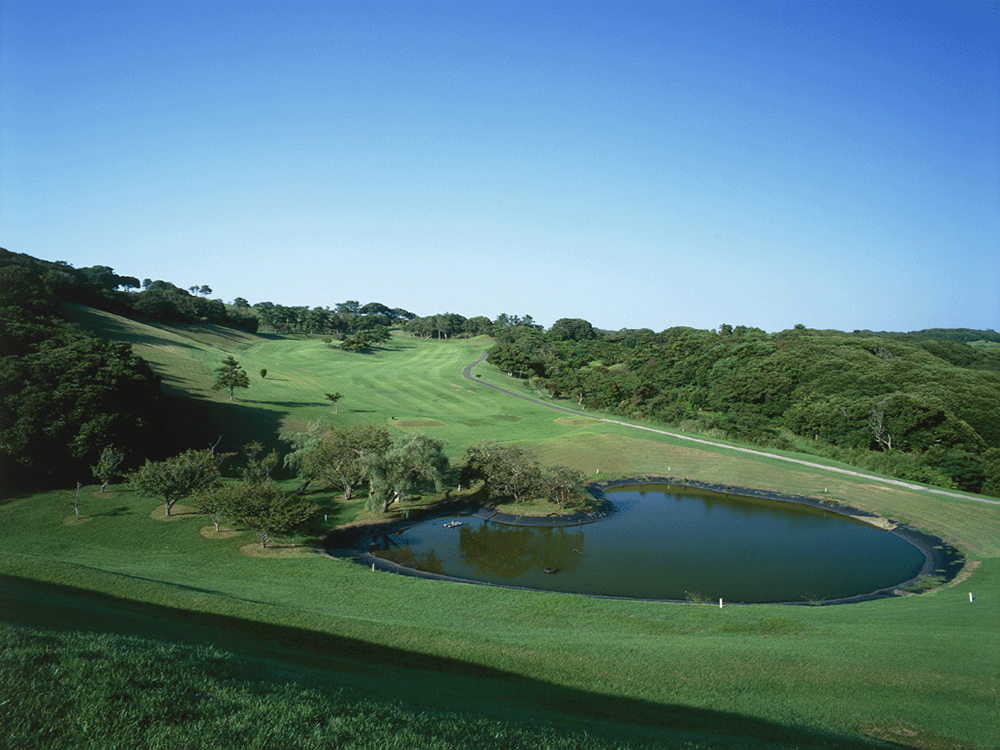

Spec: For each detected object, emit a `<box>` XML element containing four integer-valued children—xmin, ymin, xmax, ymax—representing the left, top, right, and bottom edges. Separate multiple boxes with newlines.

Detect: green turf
<box><xmin>3</xmin><ymin>307</ymin><xmax>998</xmax><ymax>749</ymax></box>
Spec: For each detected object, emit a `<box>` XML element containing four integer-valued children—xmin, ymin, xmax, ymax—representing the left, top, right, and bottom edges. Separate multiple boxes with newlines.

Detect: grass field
<box><xmin>3</xmin><ymin>307</ymin><xmax>998</xmax><ymax>749</ymax></box>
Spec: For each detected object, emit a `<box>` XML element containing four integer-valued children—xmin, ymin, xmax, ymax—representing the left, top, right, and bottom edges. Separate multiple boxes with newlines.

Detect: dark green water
<box><xmin>371</xmin><ymin>484</ymin><xmax>927</xmax><ymax>603</ymax></box>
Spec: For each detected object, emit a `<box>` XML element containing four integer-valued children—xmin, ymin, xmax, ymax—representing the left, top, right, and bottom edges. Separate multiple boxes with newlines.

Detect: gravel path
<box><xmin>464</xmin><ymin>350</ymin><xmax>1000</xmax><ymax>507</ymax></box>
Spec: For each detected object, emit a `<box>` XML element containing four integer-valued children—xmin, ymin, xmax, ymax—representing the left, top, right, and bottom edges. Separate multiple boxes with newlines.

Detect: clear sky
<box><xmin>2</xmin><ymin>0</ymin><xmax>997</xmax><ymax>333</ymax></box>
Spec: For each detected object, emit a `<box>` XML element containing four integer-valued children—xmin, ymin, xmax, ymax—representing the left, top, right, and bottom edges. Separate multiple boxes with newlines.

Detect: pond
<box><xmin>369</xmin><ymin>484</ymin><xmax>929</xmax><ymax>603</ymax></box>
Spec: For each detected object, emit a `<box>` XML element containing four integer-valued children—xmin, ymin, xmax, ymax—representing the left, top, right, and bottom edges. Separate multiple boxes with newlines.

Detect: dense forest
<box><xmin>2</xmin><ymin>247</ymin><xmax>998</xmax><ymax>499</ymax></box>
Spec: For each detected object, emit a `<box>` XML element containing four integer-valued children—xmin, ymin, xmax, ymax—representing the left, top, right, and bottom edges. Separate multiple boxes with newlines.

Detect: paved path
<box><xmin>463</xmin><ymin>351</ymin><xmax>1000</xmax><ymax>507</ymax></box>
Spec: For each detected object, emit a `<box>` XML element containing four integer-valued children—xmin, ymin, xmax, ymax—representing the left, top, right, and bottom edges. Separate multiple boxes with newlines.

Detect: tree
<box><xmin>339</xmin><ymin>331</ymin><xmax>372</xmax><ymax>352</ymax></box>
<box><xmin>236</xmin><ymin>480</ymin><xmax>318</xmax><ymax>548</ymax></box>
<box><xmin>541</xmin><ymin>466</ymin><xmax>586</xmax><ymax>509</ymax></box>
<box><xmin>462</xmin><ymin>441</ymin><xmax>542</xmax><ymax>503</ymax></box>
<box><xmin>486</xmin><ymin>342</ymin><xmax>536</xmax><ymax>378</ymax></box>
<box><xmin>282</xmin><ymin>422</ymin><xmax>391</xmax><ymax>500</ymax></box>
<box><xmin>212</xmin><ymin>356</ymin><xmax>250</xmax><ymax>400</ymax></box>
<box><xmin>91</xmin><ymin>445</ymin><xmax>126</xmax><ymax>492</ymax></box>
<box><xmin>260</xmin><ymin>368</ymin><xmax>267</xmax><ymax>379</ymax></box>
<box><xmin>128</xmin><ymin>448</ymin><xmax>230</xmax><ymax>516</ymax></box>
<box><xmin>366</xmin><ymin>325</ymin><xmax>392</xmax><ymax>346</ymax></box>
<box><xmin>550</xmin><ymin>318</ymin><xmax>596</xmax><ymax>341</ymax></box>
<box><xmin>194</xmin><ymin>481</ymin><xmax>241</xmax><ymax>532</ymax></box>
<box><xmin>361</xmin><ymin>433</ymin><xmax>449</xmax><ymax>515</ymax></box>
<box><xmin>0</xmin><ymin>325</ymin><xmax>163</xmax><ymax>494</ymax></box>
<box><xmin>199</xmin><ymin>479</ymin><xmax>318</xmax><ymax>547</ymax></box>
<box><xmin>241</xmin><ymin>441</ymin><xmax>278</xmax><ymax>484</ymax></box>
<box><xmin>325</xmin><ymin>392</ymin><xmax>343</xmax><ymax>413</ymax></box>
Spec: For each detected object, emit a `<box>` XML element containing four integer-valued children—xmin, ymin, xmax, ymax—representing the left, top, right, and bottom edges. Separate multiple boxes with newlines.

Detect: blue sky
<box><xmin>2</xmin><ymin>0</ymin><xmax>997</xmax><ymax>333</ymax></box>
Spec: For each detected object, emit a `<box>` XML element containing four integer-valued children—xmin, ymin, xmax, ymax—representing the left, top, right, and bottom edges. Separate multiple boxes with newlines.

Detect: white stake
<box><xmin>719</xmin><ymin>598</ymin><xmax>723</xmax><ymax>609</ymax></box>
<box><xmin>970</xmin><ymin>592</ymin><xmax>974</xmax><ymax>603</ymax></box>
<box><xmin>372</xmin><ymin>563</ymin><xmax>375</xmax><ymax>572</ymax></box>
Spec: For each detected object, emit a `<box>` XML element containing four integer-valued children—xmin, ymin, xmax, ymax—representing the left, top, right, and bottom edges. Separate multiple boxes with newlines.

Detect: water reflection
<box><xmin>370</xmin><ymin>485</ymin><xmax>927</xmax><ymax>602</ymax></box>
<box><xmin>459</xmin><ymin>525</ymin><xmax>584</xmax><ymax>576</ymax></box>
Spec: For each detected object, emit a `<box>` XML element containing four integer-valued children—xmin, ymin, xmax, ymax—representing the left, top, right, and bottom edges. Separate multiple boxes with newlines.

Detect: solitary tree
<box><xmin>325</xmin><ymin>392</ymin><xmax>343</xmax><ymax>413</ymax></box>
<box><xmin>212</xmin><ymin>356</ymin><xmax>250</xmax><ymax>400</ymax></box>
<box><xmin>129</xmin><ymin>448</ymin><xmax>230</xmax><ymax>516</ymax></box>
<box><xmin>91</xmin><ymin>445</ymin><xmax>126</xmax><ymax>492</ymax></box>
<box><xmin>339</xmin><ymin>331</ymin><xmax>373</xmax><ymax>352</ymax></box>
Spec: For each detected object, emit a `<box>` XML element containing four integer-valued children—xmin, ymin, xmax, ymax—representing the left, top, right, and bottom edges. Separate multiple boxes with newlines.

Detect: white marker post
<box><xmin>719</xmin><ymin>598</ymin><xmax>724</xmax><ymax>609</ymax></box>
<box><xmin>970</xmin><ymin>592</ymin><xmax>974</xmax><ymax>603</ymax></box>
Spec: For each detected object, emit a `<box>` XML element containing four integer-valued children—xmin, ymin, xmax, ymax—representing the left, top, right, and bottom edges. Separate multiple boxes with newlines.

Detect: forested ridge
<box><xmin>1</xmin><ymin>250</ymin><xmax>166</xmax><ymax>494</ymax></box>
<box><xmin>2</xmin><ymin>247</ymin><xmax>998</xmax><ymax>498</ymax></box>
<box><xmin>484</xmin><ymin>322</ymin><xmax>1000</xmax><ymax>495</ymax></box>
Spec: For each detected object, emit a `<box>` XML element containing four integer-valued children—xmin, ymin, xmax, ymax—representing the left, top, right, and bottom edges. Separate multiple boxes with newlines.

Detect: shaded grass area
<box><xmin>2</xmin><ymin>624</ymin><xmax>633</xmax><ymax>750</ymax></box>
<box><xmin>1</xmin><ymin>577</ymin><xmax>888</xmax><ymax>750</ymax></box>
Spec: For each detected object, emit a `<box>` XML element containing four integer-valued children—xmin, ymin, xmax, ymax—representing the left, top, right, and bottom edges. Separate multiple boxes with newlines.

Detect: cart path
<box><xmin>463</xmin><ymin>350</ymin><xmax>1000</xmax><ymax>507</ymax></box>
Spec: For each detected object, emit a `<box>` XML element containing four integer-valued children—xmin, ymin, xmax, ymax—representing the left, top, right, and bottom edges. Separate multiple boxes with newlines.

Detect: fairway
<box><xmin>5</xmin><ymin>307</ymin><xmax>1000</xmax><ymax>750</ymax></box>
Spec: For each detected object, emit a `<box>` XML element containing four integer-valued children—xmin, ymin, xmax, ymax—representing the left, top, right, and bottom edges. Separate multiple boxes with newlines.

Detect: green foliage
<box><xmin>338</xmin><ymin>326</ymin><xmax>391</xmax><ymax>351</ymax></box>
<box><xmin>324</xmin><ymin>391</ymin><xmax>343</xmax><ymax>412</ymax></box>
<box><xmin>463</xmin><ymin>441</ymin><xmax>543</xmax><ymax>504</ymax></box>
<box><xmin>91</xmin><ymin>445</ymin><xmax>126</xmax><ymax>492</ymax></box>
<box><xmin>550</xmin><ymin>317</ymin><xmax>597</xmax><ymax>341</ymax></box>
<box><xmin>901</xmin><ymin>574</ymin><xmax>945</xmax><ymax>593</ymax></box>
<box><xmin>254</xmin><ymin>300</ymin><xmax>411</xmax><ymax>335</ymax></box>
<box><xmin>540</xmin><ymin>465</ymin><xmax>587</xmax><ymax>509</ymax></box>
<box><xmin>128</xmin><ymin>448</ymin><xmax>229</xmax><ymax>516</ymax></box>
<box><xmin>361</xmin><ymin>433</ymin><xmax>449</xmax><ymax>515</ymax></box>
<box><xmin>204</xmin><ymin>478</ymin><xmax>318</xmax><ymax>548</ymax></box>
<box><xmin>492</xmin><ymin>324</ymin><xmax>1000</xmax><ymax>496</ymax></box>
<box><xmin>211</xmin><ymin>356</ymin><xmax>250</xmax><ymax>400</ymax></box>
<box><xmin>241</xmin><ymin>441</ymin><xmax>278</xmax><ymax>484</ymax></box>
<box><xmin>0</xmin><ymin>293</ymin><xmax>163</xmax><ymax>495</ymax></box>
<box><xmin>282</xmin><ymin>422</ymin><xmax>392</xmax><ymax>500</ymax></box>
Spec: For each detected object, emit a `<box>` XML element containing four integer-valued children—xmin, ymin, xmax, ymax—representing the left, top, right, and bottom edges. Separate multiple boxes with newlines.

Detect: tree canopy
<box><xmin>128</xmin><ymin>448</ymin><xmax>231</xmax><ymax>516</ymax></box>
<box><xmin>212</xmin><ymin>357</ymin><xmax>250</xmax><ymax>400</ymax></box>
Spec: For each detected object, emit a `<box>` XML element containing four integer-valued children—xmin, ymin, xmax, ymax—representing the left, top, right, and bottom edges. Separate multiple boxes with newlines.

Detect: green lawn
<box><xmin>3</xmin><ymin>308</ymin><xmax>998</xmax><ymax>749</ymax></box>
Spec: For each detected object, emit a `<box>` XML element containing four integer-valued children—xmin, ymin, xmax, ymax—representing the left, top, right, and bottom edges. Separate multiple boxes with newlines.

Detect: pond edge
<box><xmin>321</xmin><ymin>478</ymin><xmax>966</xmax><ymax>606</ymax></box>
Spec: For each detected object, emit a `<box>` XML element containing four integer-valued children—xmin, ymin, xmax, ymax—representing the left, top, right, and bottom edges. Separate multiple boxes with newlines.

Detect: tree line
<box><xmin>110</xmin><ymin>421</ymin><xmax>590</xmax><ymax>550</ymax></box>
<box><xmin>252</xmin><ymin>300</ymin><xmax>416</xmax><ymax>336</ymax></box>
<box><xmin>4</xmin><ymin>245</ymin><xmax>998</xmax><ymax>501</ymax></box>
<box><xmin>0</xmin><ymin>248</ymin><xmax>261</xmax><ymax>332</ymax></box>
<box><xmin>485</xmin><ymin>323</ymin><xmax>1000</xmax><ymax>496</ymax></box>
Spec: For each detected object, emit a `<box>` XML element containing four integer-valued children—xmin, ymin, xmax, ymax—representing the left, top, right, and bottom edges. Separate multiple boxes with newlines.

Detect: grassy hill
<box><xmin>2</xmin><ymin>307</ymin><xmax>998</xmax><ymax>749</ymax></box>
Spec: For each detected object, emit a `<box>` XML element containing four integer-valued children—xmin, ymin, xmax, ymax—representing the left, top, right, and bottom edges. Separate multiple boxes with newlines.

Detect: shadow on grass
<box><xmin>97</xmin><ymin>506</ymin><xmax>133</xmax><ymax>517</ymax></box>
<box><xmin>0</xmin><ymin>574</ymin><xmax>886</xmax><ymax>750</ymax></box>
